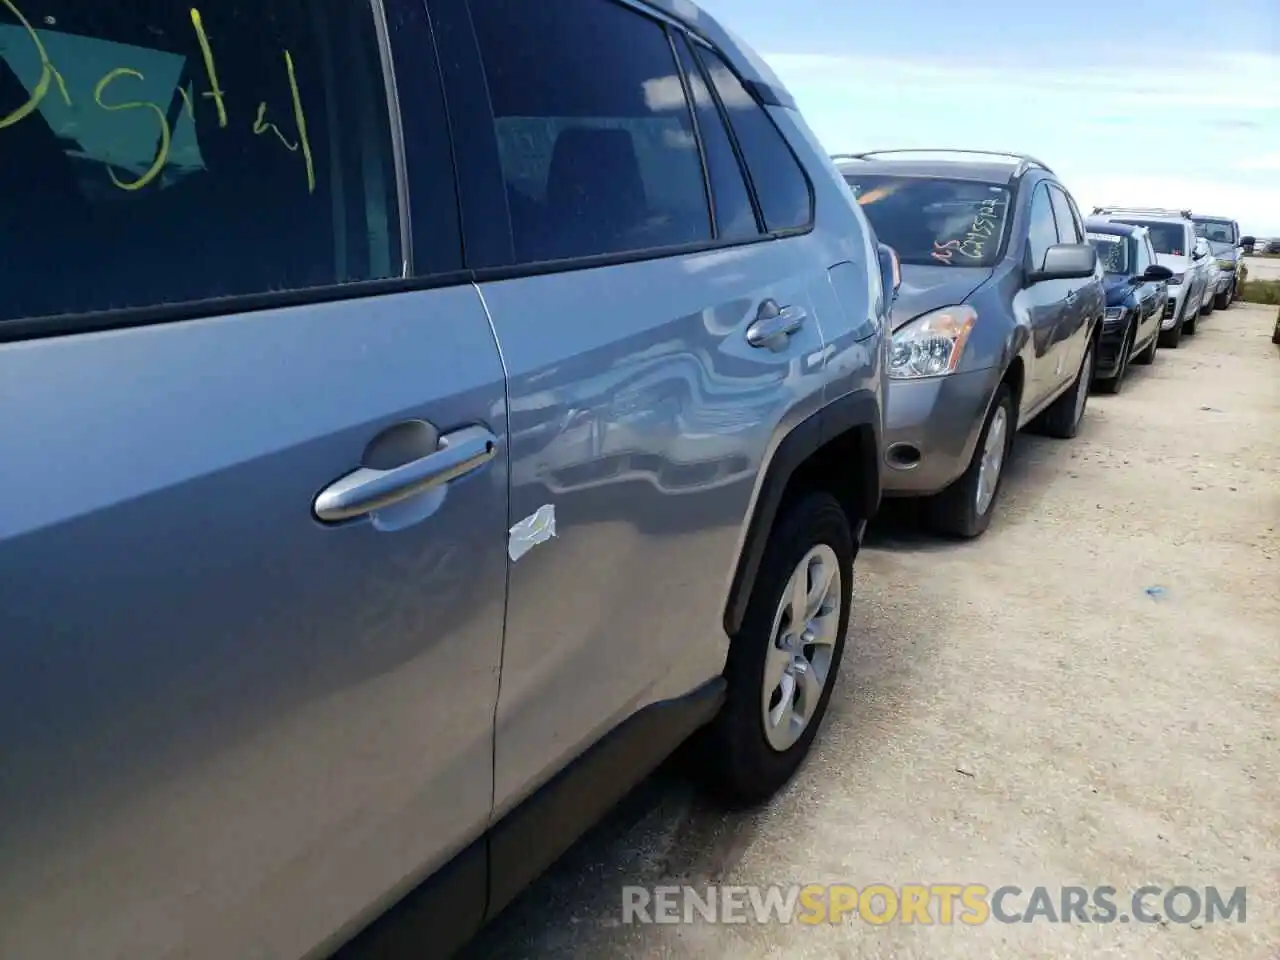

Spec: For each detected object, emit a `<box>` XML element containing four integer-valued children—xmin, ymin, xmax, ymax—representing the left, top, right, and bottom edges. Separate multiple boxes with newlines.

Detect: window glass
<box><xmin>843</xmin><ymin>174</ymin><xmax>1010</xmax><ymax>267</ymax></box>
<box><xmin>1192</xmin><ymin>217</ymin><xmax>1235</xmax><ymax>245</ymax></box>
<box><xmin>1086</xmin><ymin>233</ymin><xmax>1128</xmax><ymax>273</ymax></box>
<box><xmin>694</xmin><ymin>45</ymin><xmax>811</xmax><ymax>233</ymax></box>
<box><xmin>1027</xmin><ymin>185</ymin><xmax>1057</xmax><ymax>269</ymax></box>
<box><xmin>1049</xmin><ymin>187</ymin><xmax>1081</xmax><ymax>244</ymax></box>
<box><xmin>1133</xmin><ymin>235</ymin><xmax>1150</xmax><ymax>273</ymax></box>
<box><xmin>468</xmin><ymin>0</ymin><xmax>711</xmax><ymax>263</ymax></box>
<box><xmin>1115</xmin><ymin>220</ymin><xmax>1185</xmax><ymax>256</ymax></box>
<box><xmin>673</xmin><ymin>34</ymin><xmax>758</xmax><ymax>242</ymax></box>
<box><xmin>0</xmin><ymin>0</ymin><xmax>406</xmax><ymax>323</ymax></box>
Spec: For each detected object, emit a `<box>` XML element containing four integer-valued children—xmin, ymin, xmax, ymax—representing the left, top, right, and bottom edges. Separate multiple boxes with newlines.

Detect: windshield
<box><xmin>1192</xmin><ymin>218</ymin><xmax>1236</xmax><ymax>245</ymax></box>
<box><xmin>843</xmin><ymin>175</ymin><xmax>1012</xmax><ymax>267</ymax></box>
<box><xmin>1086</xmin><ymin>233</ymin><xmax>1129</xmax><ymax>274</ymax></box>
<box><xmin>1116</xmin><ymin>219</ymin><xmax>1185</xmax><ymax>256</ymax></box>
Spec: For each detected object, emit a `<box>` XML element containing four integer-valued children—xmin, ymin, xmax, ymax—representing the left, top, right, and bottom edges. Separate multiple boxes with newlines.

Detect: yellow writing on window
<box><xmin>253</xmin><ymin>101</ymin><xmax>298</xmax><ymax>151</ymax></box>
<box><xmin>189</xmin><ymin>7</ymin><xmax>227</xmax><ymax>127</ymax></box>
<box><xmin>93</xmin><ymin>68</ymin><xmax>171</xmax><ymax>191</ymax></box>
<box><xmin>284</xmin><ymin>50</ymin><xmax>315</xmax><ymax>193</ymax></box>
<box><xmin>0</xmin><ymin>0</ymin><xmax>71</xmax><ymax>128</ymax></box>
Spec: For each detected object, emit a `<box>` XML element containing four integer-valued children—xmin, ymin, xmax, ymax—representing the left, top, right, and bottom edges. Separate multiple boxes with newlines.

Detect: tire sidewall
<box><xmin>717</xmin><ymin>493</ymin><xmax>853</xmax><ymax>796</ymax></box>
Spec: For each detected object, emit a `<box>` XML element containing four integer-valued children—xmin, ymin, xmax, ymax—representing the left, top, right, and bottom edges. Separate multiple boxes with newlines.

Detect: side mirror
<box><xmin>877</xmin><ymin>242</ymin><xmax>902</xmax><ymax>304</ymax></box>
<box><xmin>1142</xmin><ymin>264</ymin><xmax>1174</xmax><ymax>282</ymax></box>
<box><xmin>1241</xmin><ymin>235</ymin><xmax>1256</xmax><ymax>247</ymax></box>
<box><xmin>1026</xmin><ymin>243</ymin><xmax>1097</xmax><ymax>283</ymax></box>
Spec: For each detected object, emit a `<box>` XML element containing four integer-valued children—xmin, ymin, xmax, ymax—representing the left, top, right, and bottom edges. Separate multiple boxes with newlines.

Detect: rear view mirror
<box><xmin>1027</xmin><ymin>243</ymin><xmax>1097</xmax><ymax>283</ymax></box>
<box><xmin>1143</xmin><ymin>264</ymin><xmax>1173</xmax><ymax>282</ymax></box>
<box><xmin>1241</xmin><ymin>235</ymin><xmax>1256</xmax><ymax>247</ymax></box>
<box><xmin>877</xmin><ymin>243</ymin><xmax>902</xmax><ymax>303</ymax></box>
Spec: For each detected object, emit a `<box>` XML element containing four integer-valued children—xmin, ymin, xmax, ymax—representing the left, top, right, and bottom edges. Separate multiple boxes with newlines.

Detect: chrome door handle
<box><xmin>1063</xmin><ymin>291</ymin><xmax>1077</xmax><ymax>304</ymax></box>
<box><xmin>746</xmin><ymin>302</ymin><xmax>806</xmax><ymax>348</ymax></box>
<box><xmin>313</xmin><ymin>424</ymin><xmax>497</xmax><ymax>523</ymax></box>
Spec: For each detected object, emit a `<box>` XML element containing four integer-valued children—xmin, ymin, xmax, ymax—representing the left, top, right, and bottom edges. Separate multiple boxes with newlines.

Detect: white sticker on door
<box><xmin>508</xmin><ymin>503</ymin><xmax>557</xmax><ymax>562</ymax></box>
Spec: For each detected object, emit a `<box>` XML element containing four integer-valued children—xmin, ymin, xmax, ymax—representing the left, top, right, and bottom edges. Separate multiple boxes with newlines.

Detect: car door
<box><xmin>1047</xmin><ymin>184</ymin><xmax>1094</xmax><ymax>381</ymax></box>
<box><xmin>1132</xmin><ymin>234</ymin><xmax>1160</xmax><ymax>342</ymax></box>
<box><xmin>1015</xmin><ymin>181</ymin><xmax>1071</xmax><ymax>411</ymax></box>
<box><xmin>0</xmin><ymin>3</ymin><xmax>506</xmax><ymax>958</ymax></box>
<box><xmin>443</xmin><ymin>0</ymin><xmax>830</xmax><ymax>886</ymax></box>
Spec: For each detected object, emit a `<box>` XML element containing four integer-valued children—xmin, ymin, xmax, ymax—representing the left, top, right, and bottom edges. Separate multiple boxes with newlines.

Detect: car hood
<box><xmin>890</xmin><ymin>263</ymin><xmax>992</xmax><ymax>331</ymax></box>
<box><xmin>1155</xmin><ymin>252</ymin><xmax>1189</xmax><ymax>275</ymax></box>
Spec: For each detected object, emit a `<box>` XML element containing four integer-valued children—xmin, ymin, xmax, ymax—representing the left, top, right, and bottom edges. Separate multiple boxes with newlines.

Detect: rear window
<box><xmin>842</xmin><ymin>174</ymin><xmax>1011</xmax><ymax>267</ymax></box>
<box><xmin>1087</xmin><ymin>233</ymin><xmax>1129</xmax><ymax>274</ymax></box>
<box><xmin>1116</xmin><ymin>220</ymin><xmax>1185</xmax><ymax>256</ymax></box>
<box><xmin>1192</xmin><ymin>218</ymin><xmax>1236</xmax><ymax>245</ymax></box>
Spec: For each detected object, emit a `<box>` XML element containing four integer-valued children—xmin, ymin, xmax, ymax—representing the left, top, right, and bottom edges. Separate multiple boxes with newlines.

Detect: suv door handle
<box><xmin>314</xmin><ymin>424</ymin><xmax>497</xmax><ymax>523</ymax></box>
<box><xmin>1063</xmin><ymin>291</ymin><xmax>1077</xmax><ymax>305</ymax></box>
<box><xmin>746</xmin><ymin>301</ymin><xmax>806</xmax><ymax>348</ymax></box>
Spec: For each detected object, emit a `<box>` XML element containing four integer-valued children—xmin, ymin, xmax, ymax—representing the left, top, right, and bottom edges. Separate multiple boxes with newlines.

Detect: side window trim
<box><xmin>688</xmin><ymin>35</ymin><xmax>814</xmax><ymax>236</ymax></box>
<box><xmin>679</xmin><ymin>31</ymin><xmax>766</xmax><ymax>235</ymax></box>
<box><xmin>370</xmin><ymin>0</ymin><xmax>413</xmax><ymax>274</ymax></box>
<box><xmin>664</xmin><ymin>25</ymin><xmax>717</xmax><ymax>240</ymax></box>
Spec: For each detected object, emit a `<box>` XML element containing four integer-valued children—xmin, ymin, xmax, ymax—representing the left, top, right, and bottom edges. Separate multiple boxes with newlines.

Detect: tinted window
<box><xmin>1116</xmin><ymin>220</ymin><xmax>1186</xmax><ymax>256</ymax></box>
<box><xmin>694</xmin><ymin>45</ymin><xmax>811</xmax><ymax>233</ymax></box>
<box><xmin>1193</xmin><ymin>218</ymin><xmax>1235</xmax><ymax>244</ymax></box>
<box><xmin>673</xmin><ymin>34</ymin><xmax>758</xmax><ymax>242</ymax></box>
<box><xmin>1086</xmin><ymin>233</ymin><xmax>1128</xmax><ymax>273</ymax></box>
<box><xmin>1027</xmin><ymin>185</ymin><xmax>1057</xmax><ymax>269</ymax></box>
<box><xmin>0</xmin><ymin>0</ymin><xmax>406</xmax><ymax>323</ymax></box>
<box><xmin>469</xmin><ymin>0</ymin><xmax>710</xmax><ymax>263</ymax></box>
<box><xmin>842</xmin><ymin>175</ymin><xmax>1011</xmax><ymax>267</ymax></box>
<box><xmin>1049</xmin><ymin>187</ymin><xmax>1081</xmax><ymax>244</ymax></box>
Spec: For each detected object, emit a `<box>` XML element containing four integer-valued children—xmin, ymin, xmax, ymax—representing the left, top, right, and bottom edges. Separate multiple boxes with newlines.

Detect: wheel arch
<box><xmin>722</xmin><ymin>389</ymin><xmax>881</xmax><ymax>638</ymax></box>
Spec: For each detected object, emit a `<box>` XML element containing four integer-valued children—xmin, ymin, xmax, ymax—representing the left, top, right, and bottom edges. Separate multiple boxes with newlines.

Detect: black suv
<box><xmin>832</xmin><ymin>149</ymin><xmax>1105</xmax><ymax>539</ymax></box>
<box><xmin>1082</xmin><ymin>219</ymin><xmax>1173</xmax><ymax>393</ymax></box>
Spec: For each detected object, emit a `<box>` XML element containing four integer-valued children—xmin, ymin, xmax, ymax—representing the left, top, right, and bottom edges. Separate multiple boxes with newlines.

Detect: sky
<box><xmin>700</xmin><ymin>0</ymin><xmax>1280</xmax><ymax>237</ymax></box>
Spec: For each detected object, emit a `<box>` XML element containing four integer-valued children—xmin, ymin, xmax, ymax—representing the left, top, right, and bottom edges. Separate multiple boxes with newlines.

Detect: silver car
<box><xmin>0</xmin><ymin>0</ymin><xmax>891</xmax><ymax>957</ymax></box>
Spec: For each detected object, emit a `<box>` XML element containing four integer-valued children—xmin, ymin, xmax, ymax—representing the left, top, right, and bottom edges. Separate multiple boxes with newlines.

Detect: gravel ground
<box><xmin>464</xmin><ymin>304</ymin><xmax>1280</xmax><ymax>960</ymax></box>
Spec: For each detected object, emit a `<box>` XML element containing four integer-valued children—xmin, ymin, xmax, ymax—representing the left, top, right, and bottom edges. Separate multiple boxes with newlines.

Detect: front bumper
<box><xmin>1161</xmin><ymin>285</ymin><xmax>1188</xmax><ymax>330</ymax></box>
<box><xmin>1096</xmin><ymin>313</ymin><xmax>1129</xmax><ymax>377</ymax></box>
<box><xmin>881</xmin><ymin>366</ymin><xmax>1001</xmax><ymax>497</ymax></box>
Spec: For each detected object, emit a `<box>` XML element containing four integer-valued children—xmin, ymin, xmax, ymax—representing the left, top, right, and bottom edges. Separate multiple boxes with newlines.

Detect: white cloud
<box><xmin>761</xmin><ymin>50</ymin><xmax>1280</xmax><ymax>234</ymax></box>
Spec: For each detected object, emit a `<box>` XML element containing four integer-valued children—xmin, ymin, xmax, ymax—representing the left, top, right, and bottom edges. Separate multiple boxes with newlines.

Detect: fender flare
<box><xmin>722</xmin><ymin>388</ymin><xmax>881</xmax><ymax>637</ymax></box>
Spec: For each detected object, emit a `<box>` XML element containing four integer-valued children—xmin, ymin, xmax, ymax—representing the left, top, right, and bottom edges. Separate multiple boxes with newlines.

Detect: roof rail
<box><xmin>1092</xmin><ymin>205</ymin><xmax>1193</xmax><ymax>219</ymax></box>
<box><xmin>836</xmin><ymin>149</ymin><xmax>1054</xmax><ymax>176</ymax></box>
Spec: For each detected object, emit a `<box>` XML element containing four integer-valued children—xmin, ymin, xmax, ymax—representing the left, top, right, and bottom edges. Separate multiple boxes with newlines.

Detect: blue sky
<box><xmin>701</xmin><ymin>0</ymin><xmax>1280</xmax><ymax>236</ymax></box>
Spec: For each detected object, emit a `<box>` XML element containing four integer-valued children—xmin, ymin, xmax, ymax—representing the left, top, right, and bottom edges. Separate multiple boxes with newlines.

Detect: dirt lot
<box><xmin>465</xmin><ymin>304</ymin><xmax>1280</xmax><ymax>960</ymax></box>
<box><xmin>1245</xmin><ymin>256</ymin><xmax>1280</xmax><ymax>283</ymax></box>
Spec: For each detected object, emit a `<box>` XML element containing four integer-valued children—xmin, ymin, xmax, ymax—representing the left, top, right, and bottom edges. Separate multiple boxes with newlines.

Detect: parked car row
<box><xmin>1</xmin><ymin>0</ymin><xmax>1251</xmax><ymax>957</ymax></box>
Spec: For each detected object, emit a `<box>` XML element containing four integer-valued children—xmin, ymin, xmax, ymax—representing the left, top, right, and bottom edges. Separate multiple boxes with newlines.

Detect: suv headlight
<box><xmin>889</xmin><ymin>306</ymin><xmax>975</xmax><ymax>380</ymax></box>
<box><xmin>1216</xmin><ymin>258</ymin><xmax>1234</xmax><ymax>271</ymax></box>
<box><xmin>1167</xmin><ymin>273</ymin><xmax>1183</xmax><ymax>286</ymax></box>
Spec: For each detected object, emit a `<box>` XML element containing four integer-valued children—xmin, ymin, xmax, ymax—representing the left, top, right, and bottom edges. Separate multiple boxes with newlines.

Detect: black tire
<box><xmin>922</xmin><ymin>384</ymin><xmax>1015</xmax><ymax>539</ymax></box>
<box><xmin>1214</xmin><ymin>287</ymin><xmax>1231</xmax><ymax>310</ymax></box>
<box><xmin>1159</xmin><ymin>307</ymin><xmax>1183</xmax><ymax>348</ymax></box>
<box><xmin>1133</xmin><ymin>325</ymin><xmax>1158</xmax><ymax>365</ymax></box>
<box><xmin>699</xmin><ymin>491</ymin><xmax>853</xmax><ymax>807</ymax></box>
<box><xmin>1095</xmin><ymin>325</ymin><xmax>1132</xmax><ymax>394</ymax></box>
<box><xmin>1033</xmin><ymin>336</ymin><xmax>1094</xmax><ymax>439</ymax></box>
<box><xmin>1201</xmin><ymin>292</ymin><xmax>1215</xmax><ymax>315</ymax></box>
<box><xmin>1184</xmin><ymin>305</ymin><xmax>1198</xmax><ymax>335</ymax></box>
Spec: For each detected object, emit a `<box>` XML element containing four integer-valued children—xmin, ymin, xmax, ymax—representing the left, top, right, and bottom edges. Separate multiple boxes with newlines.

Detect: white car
<box><xmin>1091</xmin><ymin>207</ymin><xmax>1210</xmax><ymax>348</ymax></box>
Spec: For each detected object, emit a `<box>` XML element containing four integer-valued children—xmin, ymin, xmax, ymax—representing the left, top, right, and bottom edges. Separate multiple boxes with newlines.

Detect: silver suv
<box><xmin>0</xmin><ymin>0</ymin><xmax>889</xmax><ymax>957</ymax></box>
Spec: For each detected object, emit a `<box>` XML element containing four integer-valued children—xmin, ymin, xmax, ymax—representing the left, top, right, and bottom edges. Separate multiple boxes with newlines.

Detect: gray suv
<box><xmin>0</xmin><ymin>0</ymin><xmax>888</xmax><ymax>957</ymax></box>
<box><xmin>834</xmin><ymin>150</ymin><xmax>1105</xmax><ymax>538</ymax></box>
